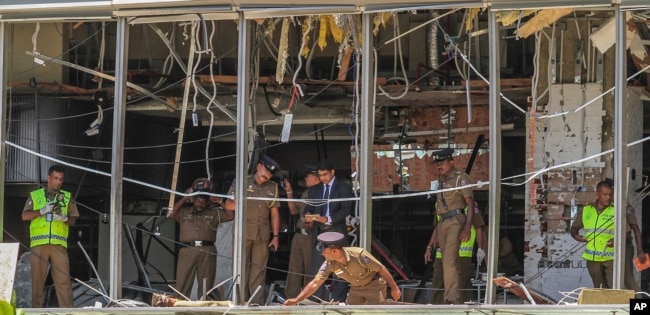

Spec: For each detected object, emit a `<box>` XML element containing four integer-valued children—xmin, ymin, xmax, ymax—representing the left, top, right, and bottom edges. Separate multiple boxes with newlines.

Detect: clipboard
<box><xmin>633</xmin><ymin>253</ymin><xmax>650</xmax><ymax>272</ymax></box>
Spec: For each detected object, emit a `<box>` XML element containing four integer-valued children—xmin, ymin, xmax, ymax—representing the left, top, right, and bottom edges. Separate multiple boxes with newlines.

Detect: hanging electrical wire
<box><xmin>376</xmin><ymin>13</ymin><xmax>410</xmax><ymax>100</ymax></box>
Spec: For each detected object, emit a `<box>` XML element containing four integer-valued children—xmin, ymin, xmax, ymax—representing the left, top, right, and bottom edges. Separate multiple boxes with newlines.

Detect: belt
<box><xmin>297</xmin><ymin>228</ymin><xmax>310</xmax><ymax>235</ymax></box>
<box><xmin>182</xmin><ymin>241</ymin><xmax>215</xmax><ymax>247</ymax></box>
<box><xmin>439</xmin><ymin>209</ymin><xmax>464</xmax><ymax>221</ymax></box>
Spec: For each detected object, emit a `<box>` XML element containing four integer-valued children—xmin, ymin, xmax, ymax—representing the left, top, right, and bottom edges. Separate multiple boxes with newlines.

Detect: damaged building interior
<box><xmin>0</xmin><ymin>0</ymin><xmax>650</xmax><ymax>313</ymax></box>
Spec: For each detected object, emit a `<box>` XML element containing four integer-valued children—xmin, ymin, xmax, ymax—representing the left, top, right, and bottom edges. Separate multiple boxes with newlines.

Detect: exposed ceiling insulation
<box><xmin>0</xmin><ymin>1</ymin><xmax>648</xmax><ymax>21</ymax></box>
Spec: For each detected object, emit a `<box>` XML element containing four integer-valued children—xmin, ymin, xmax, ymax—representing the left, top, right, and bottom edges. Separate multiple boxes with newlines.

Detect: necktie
<box><xmin>324</xmin><ymin>184</ymin><xmax>331</xmax><ymax>217</ymax></box>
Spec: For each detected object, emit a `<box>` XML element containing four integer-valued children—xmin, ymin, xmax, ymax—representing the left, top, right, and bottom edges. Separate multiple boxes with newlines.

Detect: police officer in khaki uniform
<box><xmin>169</xmin><ymin>178</ymin><xmax>231</xmax><ymax>299</ymax></box>
<box><xmin>425</xmin><ymin>206</ymin><xmax>485</xmax><ymax>303</ymax></box>
<box><xmin>284</xmin><ymin>165</ymin><xmax>319</xmax><ymax>298</ymax></box>
<box><xmin>284</xmin><ymin>232</ymin><xmax>401</xmax><ymax>305</ymax></box>
<box><xmin>22</xmin><ymin>165</ymin><xmax>79</xmax><ymax>308</ymax></box>
<box><xmin>224</xmin><ymin>155</ymin><xmax>281</xmax><ymax>305</ymax></box>
<box><xmin>428</xmin><ymin>148</ymin><xmax>476</xmax><ymax>304</ymax></box>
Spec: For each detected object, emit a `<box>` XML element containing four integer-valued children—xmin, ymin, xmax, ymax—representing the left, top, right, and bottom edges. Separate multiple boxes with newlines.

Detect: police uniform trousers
<box><xmin>431</xmin><ymin>257</ymin><xmax>444</xmax><ymax>304</ymax></box>
<box><xmin>30</xmin><ymin>244</ymin><xmax>73</xmax><ymax>308</ymax></box>
<box><xmin>244</xmin><ymin>238</ymin><xmax>269</xmax><ymax>305</ymax></box>
<box><xmin>458</xmin><ymin>257</ymin><xmax>474</xmax><ymax>302</ymax></box>
<box><xmin>586</xmin><ymin>259</ymin><xmax>613</xmax><ymax>289</ymax></box>
<box><xmin>432</xmin><ymin>256</ymin><xmax>473</xmax><ymax>304</ymax></box>
<box><xmin>346</xmin><ymin>278</ymin><xmax>387</xmax><ymax>305</ymax></box>
<box><xmin>437</xmin><ymin>215</ymin><xmax>464</xmax><ymax>304</ymax></box>
<box><xmin>625</xmin><ymin>238</ymin><xmax>641</xmax><ymax>294</ymax></box>
<box><xmin>285</xmin><ymin>233</ymin><xmax>312</xmax><ymax>298</ymax></box>
<box><xmin>176</xmin><ymin>246</ymin><xmax>217</xmax><ymax>299</ymax></box>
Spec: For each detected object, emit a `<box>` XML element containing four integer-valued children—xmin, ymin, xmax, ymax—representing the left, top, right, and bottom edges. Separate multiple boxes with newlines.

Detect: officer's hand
<box><xmin>284</xmin><ymin>298</ymin><xmax>299</xmax><ymax>306</ymax></box>
<box><xmin>607</xmin><ymin>239</ymin><xmax>614</xmax><ymax>247</ymax></box>
<box><xmin>39</xmin><ymin>202</ymin><xmax>55</xmax><ymax>215</ymax></box>
<box><xmin>391</xmin><ymin>287</ymin><xmax>401</xmax><ymax>301</ymax></box>
<box><xmin>459</xmin><ymin>226</ymin><xmax>471</xmax><ymax>242</ymax></box>
<box><xmin>269</xmin><ymin>237</ymin><xmax>279</xmax><ymax>252</ymax></box>
<box><xmin>283</xmin><ymin>178</ymin><xmax>293</xmax><ymax>192</ymax></box>
<box><xmin>424</xmin><ymin>247</ymin><xmax>433</xmax><ymax>264</ymax></box>
<box><xmin>476</xmin><ymin>248</ymin><xmax>486</xmax><ymax>265</ymax></box>
<box><xmin>53</xmin><ymin>214</ymin><xmax>68</xmax><ymax>222</ymax></box>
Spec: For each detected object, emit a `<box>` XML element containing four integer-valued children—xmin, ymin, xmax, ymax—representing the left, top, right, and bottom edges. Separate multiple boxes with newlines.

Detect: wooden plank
<box><xmin>381</xmin><ymin>124</ymin><xmax>514</xmax><ymax>138</ymax></box>
<box><xmin>460</xmin><ymin>78</ymin><xmax>532</xmax><ymax>88</ymax></box>
<box><xmin>517</xmin><ymin>8</ymin><xmax>574</xmax><ymax>39</ymax></box>
<box><xmin>195</xmin><ymin>75</ymin><xmax>387</xmax><ymax>86</ymax></box>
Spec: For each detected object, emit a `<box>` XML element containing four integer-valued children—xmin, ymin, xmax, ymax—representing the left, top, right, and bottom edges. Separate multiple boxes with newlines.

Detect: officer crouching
<box><xmin>284</xmin><ymin>232</ymin><xmax>401</xmax><ymax>305</ymax></box>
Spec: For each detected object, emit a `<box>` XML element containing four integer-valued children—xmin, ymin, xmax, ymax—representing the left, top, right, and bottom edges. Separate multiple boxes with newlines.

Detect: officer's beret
<box><xmin>317</xmin><ymin>232</ymin><xmax>346</xmax><ymax>248</ymax></box>
<box><xmin>433</xmin><ymin>148</ymin><xmax>455</xmax><ymax>162</ymax></box>
<box><xmin>259</xmin><ymin>155</ymin><xmax>280</xmax><ymax>174</ymax></box>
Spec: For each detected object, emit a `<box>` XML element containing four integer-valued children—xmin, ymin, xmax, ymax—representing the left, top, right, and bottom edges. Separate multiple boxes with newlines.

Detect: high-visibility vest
<box><xmin>435</xmin><ymin>225</ymin><xmax>476</xmax><ymax>259</ymax></box>
<box><xmin>29</xmin><ymin>189</ymin><xmax>71</xmax><ymax>248</ymax></box>
<box><xmin>581</xmin><ymin>204</ymin><xmax>615</xmax><ymax>262</ymax></box>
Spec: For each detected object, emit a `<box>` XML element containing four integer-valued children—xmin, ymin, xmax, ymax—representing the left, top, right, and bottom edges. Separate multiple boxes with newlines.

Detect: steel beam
<box><xmin>109</xmin><ymin>16</ymin><xmax>129</xmax><ymax>299</ymax></box>
<box><xmin>485</xmin><ymin>8</ymin><xmax>502</xmax><ymax>304</ymax></box>
<box><xmin>234</xmin><ymin>12</ymin><xmax>252</xmax><ymax>305</ymax></box>
<box><xmin>359</xmin><ymin>13</ymin><xmax>375</xmax><ymax>249</ymax></box>
<box><xmin>612</xmin><ymin>4</ymin><xmax>627</xmax><ymax>290</ymax></box>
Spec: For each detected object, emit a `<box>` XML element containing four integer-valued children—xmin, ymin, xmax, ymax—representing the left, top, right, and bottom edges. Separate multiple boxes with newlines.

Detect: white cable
<box><xmin>32</xmin><ymin>23</ymin><xmax>40</xmax><ymax>53</ymax></box>
<box><xmin>454</xmin><ymin>11</ymin><xmax>468</xmax><ymax>82</ymax></box>
<box><xmin>539</xmin><ymin>63</ymin><xmax>650</xmax><ymax>119</ymax></box>
<box><xmin>152</xmin><ymin>24</ymin><xmax>176</xmax><ymax>90</ymax></box>
<box><xmin>204</xmin><ymin>20</ymin><xmax>218</xmax><ymax>180</ymax></box>
<box><xmin>376</xmin><ymin>13</ymin><xmax>410</xmax><ymax>100</ymax></box>
<box><xmin>5</xmin><ymin>140</ymin><xmax>234</xmax><ymax>200</ymax></box>
<box><xmin>446</xmin><ymin>34</ymin><xmax>526</xmax><ymax>114</ymax></box>
<box><xmin>191</xmin><ymin>21</ymin><xmax>202</xmax><ymax>116</ymax></box>
<box><xmin>293</xmin><ymin>17</ymin><xmax>312</xmax><ymax>88</ymax></box>
<box><xmin>97</xmin><ymin>22</ymin><xmax>106</xmax><ymax>89</ymax></box>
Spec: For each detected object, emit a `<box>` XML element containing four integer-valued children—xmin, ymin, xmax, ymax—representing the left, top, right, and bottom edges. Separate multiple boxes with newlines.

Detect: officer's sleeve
<box><xmin>359</xmin><ymin>250</ymin><xmax>383</xmax><ymax>272</ymax></box>
<box><xmin>572</xmin><ymin>208</ymin><xmax>584</xmax><ymax>230</ymax></box>
<box><xmin>314</xmin><ymin>261</ymin><xmax>333</xmax><ymax>280</ymax></box>
<box><xmin>23</xmin><ymin>196</ymin><xmax>35</xmax><ymax>212</ymax></box>
<box><xmin>67</xmin><ymin>201</ymin><xmax>80</xmax><ymax>219</ymax></box>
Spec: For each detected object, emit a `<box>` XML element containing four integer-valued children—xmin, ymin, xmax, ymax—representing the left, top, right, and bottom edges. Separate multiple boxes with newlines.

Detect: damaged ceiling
<box><xmin>1</xmin><ymin>2</ymin><xmax>650</xmax><ymax>145</ymax></box>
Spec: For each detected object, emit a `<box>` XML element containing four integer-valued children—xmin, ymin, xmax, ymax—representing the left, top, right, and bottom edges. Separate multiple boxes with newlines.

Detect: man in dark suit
<box><xmin>304</xmin><ymin>160</ymin><xmax>353</xmax><ymax>302</ymax></box>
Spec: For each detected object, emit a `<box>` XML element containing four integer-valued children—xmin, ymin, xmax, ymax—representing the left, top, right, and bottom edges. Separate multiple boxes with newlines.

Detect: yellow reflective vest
<box><xmin>581</xmin><ymin>204</ymin><xmax>615</xmax><ymax>262</ymax></box>
<box><xmin>29</xmin><ymin>189</ymin><xmax>71</xmax><ymax>248</ymax></box>
<box><xmin>435</xmin><ymin>225</ymin><xmax>477</xmax><ymax>259</ymax></box>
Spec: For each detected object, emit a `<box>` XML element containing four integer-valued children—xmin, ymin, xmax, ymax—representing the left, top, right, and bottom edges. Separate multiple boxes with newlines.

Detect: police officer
<box><xmin>571</xmin><ymin>180</ymin><xmax>631</xmax><ymax>288</ymax></box>
<box><xmin>169</xmin><ymin>178</ymin><xmax>231</xmax><ymax>299</ymax></box>
<box><xmin>284</xmin><ymin>165</ymin><xmax>319</xmax><ymax>298</ymax></box>
<box><xmin>22</xmin><ymin>165</ymin><xmax>79</xmax><ymax>308</ymax></box>
<box><xmin>224</xmin><ymin>155</ymin><xmax>281</xmax><ymax>305</ymax></box>
<box><xmin>284</xmin><ymin>232</ymin><xmax>402</xmax><ymax>305</ymax></box>
<box><xmin>425</xmin><ymin>205</ymin><xmax>485</xmax><ymax>303</ymax></box>
<box><xmin>428</xmin><ymin>148</ymin><xmax>476</xmax><ymax>304</ymax></box>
